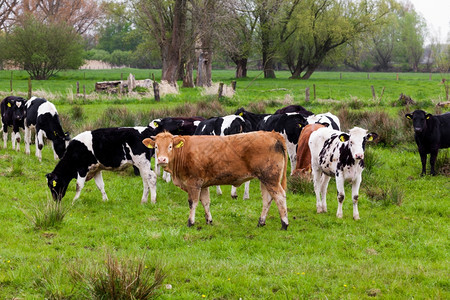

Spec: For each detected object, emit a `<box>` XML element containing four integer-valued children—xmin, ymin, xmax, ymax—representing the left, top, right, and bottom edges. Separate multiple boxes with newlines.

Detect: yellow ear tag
<box><xmin>368</xmin><ymin>136</ymin><xmax>373</xmax><ymax>141</ymax></box>
<box><xmin>340</xmin><ymin>136</ymin><xmax>346</xmax><ymax>142</ymax></box>
<box><xmin>146</xmin><ymin>143</ymin><xmax>154</xmax><ymax>149</ymax></box>
<box><xmin>426</xmin><ymin>115</ymin><xmax>430</xmax><ymax>119</ymax></box>
<box><xmin>406</xmin><ymin>115</ymin><xmax>411</xmax><ymax>120</ymax></box>
<box><xmin>298</xmin><ymin>124</ymin><xmax>302</xmax><ymax>128</ymax></box>
<box><xmin>52</xmin><ymin>180</ymin><xmax>57</xmax><ymax>187</ymax></box>
<box><xmin>239</xmin><ymin>112</ymin><xmax>244</xmax><ymax>116</ymax></box>
<box><xmin>175</xmin><ymin>141</ymin><xmax>184</xmax><ymax>148</ymax></box>
<box><xmin>54</xmin><ymin>131</ymin><xmax>57</xmax><ymax>136</ymax></box>
<box><xmin>7</xmin><ymin>102</ymin><xmax>11</xmax><ymax>107</ymax></box>
<box><xmin>153</xmin><ymin>122</ymin><xmax>159</xmax><ymax>127</ymax></box>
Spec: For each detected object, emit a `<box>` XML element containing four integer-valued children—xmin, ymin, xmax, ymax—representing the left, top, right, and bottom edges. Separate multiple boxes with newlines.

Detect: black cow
<box><xmin>234</xmin><ymin>107</ymin><xmax>270</xmax><ymax>131</ymax></box>
<box><xmin>275</xmin><ymin>105</ymin><xmax>314</xmax><ymax>116</ymax></box>
<box><xmin>1</xmin><ymin>96</ymin><xmax>26</xmax><ymax>151</ymax></box>
<box><xmin>257</xmin><ymin>112</ymin><xmax>308</xmax><ymax>174</ymax></box>
<box><xmin>46</xmin><ymin>127</ymin><xmax>157</xmax><ymax>203</ymax></box>
<box><xmin>24</xmin><ymin>97</ymin><xmax>70</xmax><ymax>161</ymax></box>
<box><xmin>405</xmin><ymin>110</ymin><xmax>450</xmax><ymax>175</ymax></box>
<box><xmin>195</xmin><ymin>114</ymin><xmax>252</xmax><ymax>199</ymax></box>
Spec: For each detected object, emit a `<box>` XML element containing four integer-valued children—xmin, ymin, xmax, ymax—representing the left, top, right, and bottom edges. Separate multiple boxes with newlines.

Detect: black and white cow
<box><xmin>234</xmin><ymin>107</ymin><xmax>270</xmax><ymax>131</ymax></box>
<box><xmin>274</xmin><ymin>104</ymin><xmax>314</xmax><ymax>116</ymax></box>
<box><xmin>195</xmin><ymin>114</ymin><xmax>252</xmax><ymax>199</ymax></box>
<box><xmin>306</xmin><ymin>112</ymin><xmax>341</xmax><ymax>130</ymax></box>
<box><xmin>46</xmin><ymin>127</ymin><xmax>157</xmax><ymax>204</ymax></box>
<box><xmin>405</xmin><ymin>110</ymin><xmax>450</xmax><ymax>175</ymax></box>
<box><xmin>257</xmin><ymin>112</ymin><xmax>308</xmax><ymax>174</ymax></box>
<box><xmin>1</xmin><ymin>96</ymin><xmax>26</xmax><ymax>151</ymax></box>
<box><xmin>24</xmin><ymin>97</ymin><xmax>70</xmax><ymax>161</ymax></box>
<box><xmin>149</xmin><ymin>116</ymin><xmax>205</xmax><ymax>181</ymax></box>
<box><xmin>309</xmin><ymin>127</ymin><xmax>378</xmax><ymax>220</ymax></box>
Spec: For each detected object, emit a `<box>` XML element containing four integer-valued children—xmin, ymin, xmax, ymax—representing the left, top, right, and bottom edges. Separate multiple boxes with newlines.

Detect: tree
<box><xmin>0</xmin><ymin>0</ymin><xmax>19</xmax><ymax>31</ymax></box>
<box><xmin>280</xmin><ymin>0</ymin><xmax>393</xmax><ymax>79</ymax></box>
<box><xmin>5</xmin><ymin>16</ymin><xmax>84</xmax><ymax>79</ymax></box>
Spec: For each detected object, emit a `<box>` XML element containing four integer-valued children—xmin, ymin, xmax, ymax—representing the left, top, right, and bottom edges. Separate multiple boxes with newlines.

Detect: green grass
<box><xmin>0</xmin><ymin>69</ymin><xmax>449</xmax><ymax>298</ymax></box>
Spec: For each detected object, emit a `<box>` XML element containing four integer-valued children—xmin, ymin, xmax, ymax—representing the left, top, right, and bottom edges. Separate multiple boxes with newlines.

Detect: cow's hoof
<box><xmin>231</xmin><ymin>195</ymin><xmax>238</xmax><ymax>200</ymax></box>
<box><xmin>316</xmin><ymin>207</ymin><xmax>323</xmax><ymax>213</ymax></box>
<box><xmin>281</xmin><ymin>220</ymin><xmax>288</xmax><ymax>230</ymax></box>
<box><xmin>206</xmin><ymin>219</ymin><xmax>213</xmax><ymax>225</ymax></box>
<box><xmin>257</xmin><ymin>217</ymin><xmax>266</xmax><ymax>227</ymax></box>
<box><xmin>336</xmin><ymin>214</ymin><xmax>343</xmax><ymax>218</ymax></box>
<box><xmin>187</xmin><ymin>219</ymin><xmax>195</xmax><ymax>227</ymax></box>
<box><xmin>38</xmin><ymin>144</ymin><xmax>43</xmax><ymax>150</ymax></box>
<box><xmin>353</xmin><ymin>215</ymin><xmax>360</xmax><ymax>220</ymax></box>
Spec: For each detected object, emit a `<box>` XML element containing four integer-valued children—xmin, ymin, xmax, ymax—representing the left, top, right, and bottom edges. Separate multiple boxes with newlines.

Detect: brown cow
<box><xmin>292</xmin><ymin>123</ymin><xmax>326</xmax><ymax>179</ymax></box>
<box><xmin>142</xmin><ymin>131</ymin><xmax>289</xmax><ymax>229</ymax></box>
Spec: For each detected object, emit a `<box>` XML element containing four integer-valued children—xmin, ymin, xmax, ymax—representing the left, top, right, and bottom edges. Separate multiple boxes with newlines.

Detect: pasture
<box><xmin>0</xmin><ymin>69</ymin><xmax>449</xmax><ymax>298</ymax></box>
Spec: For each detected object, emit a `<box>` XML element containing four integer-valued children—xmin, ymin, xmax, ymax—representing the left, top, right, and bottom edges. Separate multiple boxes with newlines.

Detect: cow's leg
<box><xmin>243</xmin><ymin>181</ymin><xmax>250</xmax><ymax>200</ymax></box>
<box><xmin>35</xmin><ymin>129</ymin><xmax>44</xmax><ymax>161</ymax></box>
<box><xmin>11</xmin><ymin>130</ymin><xmax>15</xmax><ymax>150</ymax></box>
<box><xmin>50</xmin><ymin>141</ymin><xmax>59</xmax><ymax>160</ymax></box>
<box><xmin>286</xmin><ymin>141</ymin><xmax>297</xmax><ymax>175</ymax></box>
<box><xmin>187</xmin><ymin>188</ymin><xmax>201</xmax><ymax>227</ymax></box>
<box><xmin>258</xmin><ymin>182</ymin><xmax>273</xmax><ymax>227</ymax></box>
<box><xmin>14</xmin><ymin>131</ymin><xmax>21</xmax><ymax>151</ymax></box>
<box><xmin>93</xmin><ymin>171</ymin><xmax>108</xmax><ymax>201</ymax></box>
<box><xmin>319</xmin><ymin>174</ymin><xmax>331</xmax><ymax>213</ymax></box>
<box><xmin>267</xmin><ymin>183</ymin><xmax>289</xmax><ymax>230</ymax></box>
<box><xmin>216</xmin><ymin>185</ymin><xmax>222</xmax><ymax>195</ymax></box>
<box><xmin>352</xmin><ymin>174</ymin><xmax>362</xmax><ymax>220</ymax></box>
<box><xmin>154</xmin><ymin>154</ymin><xmax>161</xmax><ymax>176</ymax></box>
<box><xmin>2</xmin><ymin>124</ymin><xmax>7</xmax><ymax>148</ymax></box>
<box><xmin>231</xmin><ymin>185</ymin><xmax>238</xmax><ymax>199</ymax></box>
<box><xmin>135</xmin><ymin>159</ymin><xmax>157</xmax><ymax>204</ymax></box>
<box><xmin>24</xmin><ymin>126</ymin><xmax>31</xmax><ymax>155</ymax></box>
<box><xmin>162</xmin><ymin>171</ymin><xmax>171</xmax><ymax>183</ymax></box>
<box><xmin>430</xmin><ymin>149</ymin><xmax>439</xmax><ymax>176</ymax></box>
<box><xmin>419</xmin><ymin>151</ymin><xmax>427</xmax><ymax>175</ymax></box>
<box><xmin>200</xmin><ymin>187</ymin><xmax>213</xmax><ymax>224</ymax></box>
<box><xmin>73</xmin><ymin>175</ymin><xmax>86</xmax><ymax>203</ymax></box>
<box><xmin>312</xmin><ymin>167</ymin><xmax>324</xmax><ymax>213</ymax></box>
<box><xmin>335</xmin><ymin>175</ymin><xmax>345</xmax><ymax>218</ymax></box>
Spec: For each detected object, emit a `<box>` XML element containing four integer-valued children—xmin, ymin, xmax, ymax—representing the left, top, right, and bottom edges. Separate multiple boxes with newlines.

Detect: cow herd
<box><xmin>2</xmin><ymin>95</ymin><xmax>449</xmax><ymax>230</ymax></box>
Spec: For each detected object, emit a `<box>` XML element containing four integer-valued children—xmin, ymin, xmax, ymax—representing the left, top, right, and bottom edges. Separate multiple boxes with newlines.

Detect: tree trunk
<box><xmin>196</xmin><ymin>51</ymin><xmax>212</xmax><ymax>87</ymax></box>
<box><xmin>262</xmin><ymin>45</ymin><xmax>276</xmax><ymax>79</ymax></box>
<box><xmin>182</xmin><ymin>60</ymin><xmax>194</xmax><ymax>88</ymax></box>
<box><xmin>235</xmin><ymin>58</ymin><xmax>248</xmax><ymax>78</ymax></box>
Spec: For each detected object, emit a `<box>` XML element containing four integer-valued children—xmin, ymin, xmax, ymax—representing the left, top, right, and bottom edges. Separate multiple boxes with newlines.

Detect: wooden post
<box><xmin>305</xmin><ymin>87</ymin><xmax>310</xmax><ymax>102</ymax></box>
<box><xmin>367</xmin><ymin>73</ymin><xmax>370</xmax><ymax>80</ymax></box>
<box><xmin>446</xmin><ymin>84</ymin><xmax>449</xmax><ymax>101</ymax></box>
<box><xmin>152</xmin><ymin>73</ymin><xmax>155</xmax><ymax>81</ymax></box>
<box><xmin>371</xmin><ymin>85</ymin><xmax>376</xmax><ymax>100</ymax></box>
<box><xmin>10</xmin><ymin>71</ymin><xmax>13</xmax><ymax>93</ymax></box>
<box><xmin>396</xmin><ymin>73</ymin><xmax>399</xmax><ymax>81</ymax></box>
<box><xmin>218</xmin><ymin>82</ymin><xmax>224</xmax><ymax>98</ymax></box>
<box><xmin>83</xmin><ymin>85</ymin><xmax>86</xmax><ymax>101</ymax></box>
<box><xmin>379</xmin><ymin>86</ymin><xmax>385</xmax><ymax>102</ymax></box>
<box><xmin>27</xmin><ymin>78</ymin><xmax>32</xmax><ymax>99</ymax></box>
<box><xmin>153</xmin><ymin>81</ymin><xmax>160</xmax><ymax>102</ymax></box>
<box><xmin>231</xmin><ymin>80</ymin><xmax>236</xmax><ymax>91</ymax></box>
<box><xmin>76</xmin><ymin>82</ymin><xmax>80</xmax><ymax>94</ymax></box>
<box><xmin>313</xmin><ymin>84</ymin><xmax>316</xmax><ymax>100</ymax></box>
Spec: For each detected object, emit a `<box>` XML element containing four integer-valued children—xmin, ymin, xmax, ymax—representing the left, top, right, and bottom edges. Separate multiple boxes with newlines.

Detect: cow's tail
<box><xmin>280</xmin><ymin>138</ymin><xmax>288</xmax><ymax>192</ymax></box>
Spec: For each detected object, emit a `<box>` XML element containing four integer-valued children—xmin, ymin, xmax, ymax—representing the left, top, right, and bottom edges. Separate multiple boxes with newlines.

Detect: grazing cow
<box><xmin>143</xmin><ymin>131</ymin><xmax>289</xmax><ymax>229</ymax></box>
<box><xmin>405</xmin><ymin>110</ymin><xmax>450</xmax><ymax>175</ymax></box>
<box><xmin>1</xmin><ymin>96</ymin><xmax>26</xmax><ymax>151</ymax></box>
<box><xmin>292</xmin><ymin>123</ymin><xmax>327</xmax><ymax>178</ymax></box>
<box><xmin>257</xmin><ymin>113</ymin><xmax>308</xmax><ymax>174</ymax></box>
<box><xmin>274</xmin><ymin>105</ymin><xmax>314</xmax><ymax>116</ymax></box>
<box><xmin>24</xmin><ymin>97</ymin><xmax>70</xmax><ymax>161</ymax></box>
<box><xmin>46</xmin><ymin>127</ymin><xmax>157</xmax><ymax>204</ymax></box>
<box><xmin>307</xmin><ymin>112</ymin><xmax>340</xmax><ymax>130</ymax></box>
<box><xmin>149</xmin><ymin>116</ymin><xmax>205</xmax><ymax>181</ymax></box>
<box><xmin>309</xmin><ymin>127</ymin><xmax>378</xmax><ymax>219</ymax></box>
<box><xmin>195</xmin><ymin>114</ymin><xmax>252</xmax><ymax>199</ymax></box>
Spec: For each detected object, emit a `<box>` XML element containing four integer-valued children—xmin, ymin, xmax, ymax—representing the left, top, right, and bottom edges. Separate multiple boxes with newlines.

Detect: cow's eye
<box><xmin>169</xmin><ymin>145</ymin><xmax>173</xmax><ymax>150</ymax></box>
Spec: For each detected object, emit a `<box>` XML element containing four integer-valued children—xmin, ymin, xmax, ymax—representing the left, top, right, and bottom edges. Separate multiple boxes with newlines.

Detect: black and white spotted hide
<box><xmin>1</xmin><ymin>96</ymin><xmax>26</xmax><ymax>151</ymax></box>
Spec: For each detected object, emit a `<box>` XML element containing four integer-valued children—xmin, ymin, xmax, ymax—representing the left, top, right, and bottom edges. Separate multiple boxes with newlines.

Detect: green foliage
<box><xmin>21</xmin><ymin>197</ymin><xmax>72</xmax><ymax>230</ymax></box>
<box><xmin>5</xmin><ymin>16</ymin><xmax>84</xmax><ymax>80</ymax></box>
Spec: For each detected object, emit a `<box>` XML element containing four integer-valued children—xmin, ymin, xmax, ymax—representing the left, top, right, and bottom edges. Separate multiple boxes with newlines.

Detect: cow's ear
<box><xmin>366</xmin><ymin>132</ymin><xmax>378</xmax><ymax>142</ymax></box>
<box><xmin>298</xmin><ymin>123</ymin><xmax>303</xmax><ymax>128</ymax></box>
<box><xmin>174</xmin><ymin>136</ymin><xmax>185</xmax><ymax>149</ymax></box>
<box><xmin>426</xmin><ymin>113</ymin><xmax>432</xmax><ymax>120</ymax></box>
<box><xmin>7</xmin><ymin>102</ymin><xmax>11</xmax><ymax>107</ymax></box>
<box><xmin>405</xmin><ymin>113</ymin><xmax>412</xmax><ymax>120</ymax></box>
<box><xmin>338</xmin><ymin>133</ymin><xmax>350</xmax><ymax>142</ymax></box>
<box><xmin>153</xmin><ymin>121</ymin><xmax>159</xmax><ymax>128</ymax></box>
<box><xmin>142</xmin><ymin>138</ymin><xmax>155</xmax><ymax>149</ymax></box>
<box><xmin>64</xmin><ymin>132</ymin><xmax>71</xmax><ymax>141</ymax></box>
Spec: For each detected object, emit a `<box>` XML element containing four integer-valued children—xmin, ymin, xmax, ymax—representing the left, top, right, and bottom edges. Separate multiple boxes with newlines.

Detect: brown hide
<box><xmin>143</xmin><ymin>131</ymin><xmax>289</xmax><ymax>229</ymax></box>
<box><xmin>292</xmin><ymin>124</ymin><xmax>326</xmax><ymax>178</ymax></box>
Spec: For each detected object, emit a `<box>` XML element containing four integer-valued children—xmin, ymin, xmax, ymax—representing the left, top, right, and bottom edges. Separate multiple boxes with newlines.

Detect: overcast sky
<box><xmin>408</xmin><ymin>0</ymin><xmax>449</xmax><ymax>43</ymax></box>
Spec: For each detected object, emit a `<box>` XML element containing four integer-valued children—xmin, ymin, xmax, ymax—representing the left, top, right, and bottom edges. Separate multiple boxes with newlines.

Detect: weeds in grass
<box><xmin>21</xmin><ymin>197</ymin><xmax>72</xmax><ymax>230</ymax></box>
<box><xmin>435</xmin><ymin>149</ymin><xmax>450</xmax><ymax>176</ymax></box>
<box><xmin>364</xmin><ymin>179</ymin><xmax>404</xmax><ymax>207</ymax></box>
<box><xmin>70</xmin><ymin>106</ymin><xmax>84</xmax><ymax>121</ymax></box>
<box><xmin>94</xmin><ymin>107</ymin><xmax>137</xmax><ymax>128</ymax></box>
<box><xmin>72</xmin><ymin>253</ymin><xmax>166</xmax><ymax>299</ymax></box>
<box><xmin>8</xmin><ymin>157</ymin><xmax>24</xmax><ymax>177</ymax></box>
<box><xmin>288</xmin><ymin>174</ymin><xmax>314</xmax><ymax>195</ymax></box>
<box><xmin>363</xmin><ymin>148</ymin><xmax>381</xmax><ymax>174</ymax></box>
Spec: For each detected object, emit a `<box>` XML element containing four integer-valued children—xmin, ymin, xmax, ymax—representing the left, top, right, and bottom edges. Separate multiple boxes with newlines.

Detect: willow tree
<box><xmin>281</xmin><ymin>0</ymin><xmax>394</xmax><ymax>79</ymax></box>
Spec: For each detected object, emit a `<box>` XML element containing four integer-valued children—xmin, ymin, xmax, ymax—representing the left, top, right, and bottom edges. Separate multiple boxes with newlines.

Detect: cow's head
<box><xmin>340</xmin><ymin>127</ymin><xmax>378</xmax><ymax>160</ymax></box>
<box><xmin>142</xmin><ymin>131</ymin><xmax>184</xmax><ymax>168</ymax></box>
<box><xmin>46</xmin><ymin>173</ymin><xmax>68</xmax><ymax>201</ymax></box>
<box><xmin>405</xmin><ymin>110</ymin><xmax>431</xmax><ymax>133</ymax></box>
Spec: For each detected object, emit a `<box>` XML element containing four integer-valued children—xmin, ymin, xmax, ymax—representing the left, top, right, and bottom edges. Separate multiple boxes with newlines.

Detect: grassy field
<box><xmin>0</xmin><ymin>69</ymin><xmax>449</xmax><ymax>299</ymax></box>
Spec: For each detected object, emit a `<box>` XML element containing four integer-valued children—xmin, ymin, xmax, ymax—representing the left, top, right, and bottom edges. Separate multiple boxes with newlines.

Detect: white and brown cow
<box><xmin>309</xmin><ymin>127</ymin><xmax>377</xmax><ymax>220</ymax></box>
<box><xmin>143</xmin><ymin>131</ymin><xmax>289</xmax><ymax>229</ymax></box>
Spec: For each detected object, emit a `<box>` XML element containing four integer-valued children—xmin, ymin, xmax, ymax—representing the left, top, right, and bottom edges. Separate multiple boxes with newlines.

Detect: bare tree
<box><xmin>0</xmin><ymin>0</ymin><xmax>19</xmax><ymax>31</ymax></box>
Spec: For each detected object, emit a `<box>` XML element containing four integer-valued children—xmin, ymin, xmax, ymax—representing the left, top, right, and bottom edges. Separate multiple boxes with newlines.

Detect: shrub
<box><xmin>71</xmin><ymin>105</ymin><xmax>84</xmax><ymax>121</ymax></box>
<box><xmin>435</xmin><ymin>149</ymin><xmax>450</xmax><ymax>176</ymax></box>
<box><xmin>72</xmin><ymin>253</ymin><xmax>166</xmax><ymax>299</ymax></box>
<box><xmin>94</xmin><ymin>107</ymin><xmax>136</xmax><ymax>128</ymax></box>
<box><xmin>21</xmin><ymin>197</ymin><xmax>72</xmax><ymax>230</ymax></box>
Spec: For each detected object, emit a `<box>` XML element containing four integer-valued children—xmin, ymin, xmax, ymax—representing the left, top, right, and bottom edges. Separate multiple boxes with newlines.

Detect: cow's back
<box><xmin>437</xmin><ymin>113</ymin><xmax>450</xmax><ymax>148</ymax></box>
<box><xmin>25</xmin><ymin>97</ymin><xmax>47</xmax><ymax>126</ymax></box>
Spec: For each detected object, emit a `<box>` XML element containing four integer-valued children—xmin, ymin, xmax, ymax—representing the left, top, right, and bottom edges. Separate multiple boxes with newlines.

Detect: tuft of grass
<box><xmin>8</xmin><ymin>157</ymin><xmax>24</xmax><ymax>177</ymax></box>
<box><xmin>21</xmin><ymin>197</ymin><xmax>72</xmax><ymax>230</ymax></box>
<box><xmin>363</xmin><ymin>147</ymin><xmax>381</xmax><ymax>173</ymax></box>
<box><xmin>364</xmin><ymin>181</ymin><xmax>404</xmax><ymax>207</ymax></box>
<box><xmin>94</xmin><ymin>107</ymin><xmax>137</xmax><ymax>128</ymax></box>
<box><xmin>435</xmin><ymin>149</ymin><xmax>450</xmax><ymax>176</ymax></box>
<box><xmin>70</xmin><ymin>105</ymin><xmax>84</xmax><ymax>121</ymax></box>
<box><xmin>72</xmin><ymin>253</ymin><xmax>166</xmax><ymax>300</ymax></box>
<box><xmin>288</xmin><ymin>174</ymin><xmax>314</xmax><ymax>195</ymax></box>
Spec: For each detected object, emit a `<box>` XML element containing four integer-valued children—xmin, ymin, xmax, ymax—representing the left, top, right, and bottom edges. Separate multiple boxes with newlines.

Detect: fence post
<box><xmin>153</xmin><ymin>81</ymin><xmax>160</xmax><ymax>102</ymax></box>
<box><xmin>305</xmin><ymin>87</ymin><xmax>310</xmax><ymax>102</ymax></box>
<box><xmin>396</xmin><ymin>73</ymin><xmax>399</xmax><ymax>81</ymax></box>
<box><xmin>231</xmin><ymin>80</ymin><xmax>236</xmax><ymax>91</ymax></box>
<box><xmin>10</xmin><ymin>71</ymin><xmax>13</xmax><ymax>93</ymax></box>
<box><xmin>313</xmin><ymin>84</ymin><xmax>316</xmax><ymax>100</ymax></box>
<box><xmin>367</xmin><ymin>73</ymin><xmax>370</xmax><ymax>80</ymax></box>
<box><xmin>371</xmin><ymin>85</ymin><xmax>376</xmax><ymax>100</ymax></box>
<box><xmin>28</xmin><ymin>77</ymin><xmax>32</xmax><ymax>99</ymax></box>
<box><xmin>218</xmin><ymin>82</ymin><xmax>224</xmax><ymax>98</ymax></box>
<box><xmin>76</xmin><ymin>82</ymin><xmax>80</xmax><ymax>95</ymax></box>
<box><xmin>83</xmin><ymin>85</ymin><xmax>86</xmax><ymax>101</ymax></box>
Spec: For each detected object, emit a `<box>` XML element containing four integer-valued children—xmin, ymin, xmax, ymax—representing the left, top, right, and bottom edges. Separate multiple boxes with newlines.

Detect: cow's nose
<box><xmin>157</xmin><ymin>157</ymin><xmax>168</xmax><ymax>164</ymax></box>
<box><xmin>355</xmin><ymin>153</ymin><xmax>364</xmax><ymax>160</ymax></box>
<box><xmin>414</xmin><ymin>127</ymin><xmax>422</xmax><ymax>132</ymax></box>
